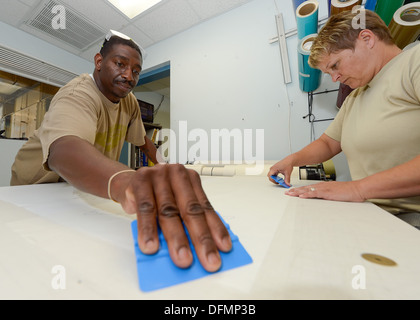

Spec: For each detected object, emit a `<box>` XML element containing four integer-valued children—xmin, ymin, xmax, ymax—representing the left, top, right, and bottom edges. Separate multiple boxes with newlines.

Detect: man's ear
<box><xmin>94</xmin><ymin>53</ymin><xmax>103</xmax><ymax>72</ymax></box>
<box><xmin>358</xmin><ymin>29</ymin><xmax>375</xmax><ymax>49</ymax></box>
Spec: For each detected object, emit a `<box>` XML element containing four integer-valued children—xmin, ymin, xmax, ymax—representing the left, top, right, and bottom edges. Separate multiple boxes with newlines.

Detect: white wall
<box><xmin>141</xmin><ymin>0</ymin><xmax>350</xmax><ymax>179</ymax></box>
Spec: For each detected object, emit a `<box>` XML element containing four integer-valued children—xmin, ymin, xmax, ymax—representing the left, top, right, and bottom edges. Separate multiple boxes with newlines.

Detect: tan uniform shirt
<box><xmin>11</xmin><ymin>73</ymin><xmax>146</xmax><ymax>185</ymax></box>
<box><xmin>325</xmin><ymin>44</ymin><xmax>420</xmax><ymax>213</ymax></box>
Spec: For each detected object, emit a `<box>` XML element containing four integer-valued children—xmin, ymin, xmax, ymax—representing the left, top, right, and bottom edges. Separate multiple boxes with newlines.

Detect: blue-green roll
<box><xmin>298</xmin><ymin>33</ymin><xmax>322</xmax><ymax>92</ymax></box>
<box><xmin>296</xmin><ymin>0</ymin><xmax>319</xmax><ymax>40</ymax></box>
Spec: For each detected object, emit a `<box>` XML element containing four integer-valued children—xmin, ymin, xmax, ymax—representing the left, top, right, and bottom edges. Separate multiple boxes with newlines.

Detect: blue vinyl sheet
<box><xmin>131</xmin><ymin>213</ymin><xmax>253</xmax><ymax>292</ymax></box>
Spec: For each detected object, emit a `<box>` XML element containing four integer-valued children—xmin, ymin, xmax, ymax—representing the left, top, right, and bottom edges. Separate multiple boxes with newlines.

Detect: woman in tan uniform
<box><xmin>268</xmin><ymin>10</ymin><xmax>420</xmax><ymax>227</ymax></box>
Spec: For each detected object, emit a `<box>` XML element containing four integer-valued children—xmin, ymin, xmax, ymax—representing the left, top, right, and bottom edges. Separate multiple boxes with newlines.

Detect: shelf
<box><xmin>143</xmin><ymin>122</ymin><xmax>162</xmax><ymax>130</ymax></box>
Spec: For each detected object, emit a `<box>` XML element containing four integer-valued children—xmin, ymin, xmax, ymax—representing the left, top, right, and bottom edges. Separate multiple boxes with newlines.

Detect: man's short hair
<box><xmin>100</xmin><ymin>36</ymin><xmax>143</xmax><ymax>62</ymax></box>
<box><xmin>309</xmin><ymin>9</ymin><xmax>394</xmax><ymax>68</ymax></box>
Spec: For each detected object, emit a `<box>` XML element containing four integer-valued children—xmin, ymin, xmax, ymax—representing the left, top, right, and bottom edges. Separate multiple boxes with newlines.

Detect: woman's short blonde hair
<box><xmin>309</xmin><ymin>9</ymin><xmax>394</xmax><ymax>68</ymax></box>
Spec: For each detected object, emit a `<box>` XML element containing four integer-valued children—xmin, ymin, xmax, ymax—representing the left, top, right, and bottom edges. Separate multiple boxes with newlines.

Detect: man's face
<box><xmin>317</xmin><ymin>37</ymin><xmax>375</xmax><ymax>89</ymax></box>
<box><xmin>95</xmin><ymin>44</ymin><xmax>142</xmax><ymax>103</ymax></box>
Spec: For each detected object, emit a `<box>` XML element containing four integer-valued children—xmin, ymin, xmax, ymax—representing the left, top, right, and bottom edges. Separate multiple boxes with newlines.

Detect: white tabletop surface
<box><xmin>1</xmin><ymin>165</ymin><xmax>420</xmax><ymax>300</ymax></box>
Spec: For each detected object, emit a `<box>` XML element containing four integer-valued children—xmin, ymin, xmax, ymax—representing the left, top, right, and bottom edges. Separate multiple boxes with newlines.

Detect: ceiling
<box><xmin>136</xmin><ymin>76</ymin><xmax>171</xmax><ymax>98</ymax></box>
<box><xmin>0</xmin><ymin>0</ymin><xmax>254</xmax><ymax>99</ymax></box>
<box><xmin>0</xmin><ymin>0</ymin><xmax>254</xmax><ymax>61</ymax></box>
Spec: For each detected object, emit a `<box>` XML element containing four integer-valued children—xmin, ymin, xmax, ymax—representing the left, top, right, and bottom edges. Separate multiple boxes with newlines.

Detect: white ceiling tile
<box><xmin>0</xmin><ymin>0</ymin><xmax>32</xmax><ymax>27</ymax></box>
<box><xmin>79</xmin><ymin>25</ymin><xmax>155</xmax><ymax>63</ymax></box>
<box><xmin>118</xmin><ymin>25</ymin><xmax>154</xmax><ymax>49</ymax></box>
<box><xmin>16</xmin><ymin>0</ymin><xmax>42</xmax><ymax>6</ymax></box>
<box><xmin>79</xmin><ymin>45</ymin><xmax>100</xmax><ymax>64</ymax></box>
<box><xmin>133</xmin><ymin>0</ymin><xmax>200</xmax><ymax>42</ymax></box>
<box><xmin>187</xmin><ymin>0</ymin><xmax>252</xmax><ymax>20</ymax></box>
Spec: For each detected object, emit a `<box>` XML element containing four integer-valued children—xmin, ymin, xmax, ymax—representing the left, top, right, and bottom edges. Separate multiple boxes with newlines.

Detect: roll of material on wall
<box><xmin>375</xmin><ymin>0</ymin><xmax>405</xmax><ymax>25</ymax></box>
<box><xmin>296</xmin><ymin>1</ymin><xmax>319</xmax><ymax>39</ymax></box>
<box><xmin>298</xmin><ymin>34</ymin><xmax>322</xmax><ymax>92</ymax></box>
<box><xmin>364</xmin><ymin>0</ymin><xmax>377</xmax><ymax>11</ymax></box>
<box><xmin>388</xmin><ymin>2</ymin><xmax>420</xmax><ymax>49</ymax></box>
<box><xmin>330</xmin><ymin>0</ymin><xmax>362</xmax><ymax>15</ymax></box>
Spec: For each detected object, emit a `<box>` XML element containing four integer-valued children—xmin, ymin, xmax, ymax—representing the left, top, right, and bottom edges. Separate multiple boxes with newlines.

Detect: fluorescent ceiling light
<box><xmin>108</xmin><ymin>0</ymin><xmax>162</xmax><ymax>19</ymax></box>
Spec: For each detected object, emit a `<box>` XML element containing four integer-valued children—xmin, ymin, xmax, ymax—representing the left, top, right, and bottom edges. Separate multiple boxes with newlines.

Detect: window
<box><xmin>0</xmin><ymin>70</ymin><xmax>59</xmax><ymax>139</ymax></box>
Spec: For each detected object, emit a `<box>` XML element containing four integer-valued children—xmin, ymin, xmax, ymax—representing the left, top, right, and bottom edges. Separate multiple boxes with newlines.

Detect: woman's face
<box><xmin>317</xmin><ymin>37</ymin><xmax>377</xmax><ymax>89</ymax></box>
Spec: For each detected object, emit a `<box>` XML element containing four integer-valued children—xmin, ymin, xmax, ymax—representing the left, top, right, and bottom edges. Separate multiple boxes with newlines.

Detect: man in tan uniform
<box><xmin>268</xmin><ymin>10</ymin><xmax>420</xmax><ymax>227</ymax></box>
<box><xmin>11</xmin><ymin>31</ymin><xmax>232</xmax><ymax>272</ymax></box>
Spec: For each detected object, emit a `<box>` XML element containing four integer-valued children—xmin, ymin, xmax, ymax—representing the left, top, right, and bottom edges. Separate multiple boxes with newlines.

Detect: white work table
<box><xmin>1</xmin><ymin>165</ymin><xmax>420</xmax><ymax>300</ymax></box>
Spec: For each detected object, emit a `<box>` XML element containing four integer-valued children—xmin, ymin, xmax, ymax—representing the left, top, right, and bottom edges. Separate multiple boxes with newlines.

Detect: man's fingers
<box><xmin>129</xmin><ymin>171</ymin><xmax>160</xmax><ymax>255</ymax></box>
<box><xmin>188</xmin><ymin>169</ymin><xmax>232</xmax><ymax>253</ymax></box>
<box><xmin>127</xmin><ymin>164</ymin><xmax>229</xmax><ymax>273</ymax></box>
<box><xmin>152</xmin><ymin>166</ymin><xmax>193</xmax><ymax>269</ymax></box>
<box><xmin>168</xmin><ymin>165</ymin><xmax>223</xmax><ymax>273</ymax></box>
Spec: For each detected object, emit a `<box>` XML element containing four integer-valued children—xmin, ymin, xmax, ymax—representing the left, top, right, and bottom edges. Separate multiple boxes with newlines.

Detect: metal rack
<box><xmin>303</xmin><ymin>88</ymin><xmax>339</xmax><ymax>141</ymax></box>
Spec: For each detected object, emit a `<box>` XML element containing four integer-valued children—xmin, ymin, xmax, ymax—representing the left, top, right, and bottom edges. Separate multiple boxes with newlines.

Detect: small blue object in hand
<box><xmin>270</xmin><ymin>175</ymin><xmax>291</xmax><ymax>189</ymax></box>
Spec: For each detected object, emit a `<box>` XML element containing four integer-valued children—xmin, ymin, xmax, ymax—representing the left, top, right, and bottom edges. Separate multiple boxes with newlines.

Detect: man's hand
<box><xmin>115</xmin><ymin>164</ymin><xmax>233</xmax><ymax>273</ymax></box>
<box><xmin>49</xmin><ymin>137</ymin><xmax>232</xmax><ymax>273</ymax></box>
